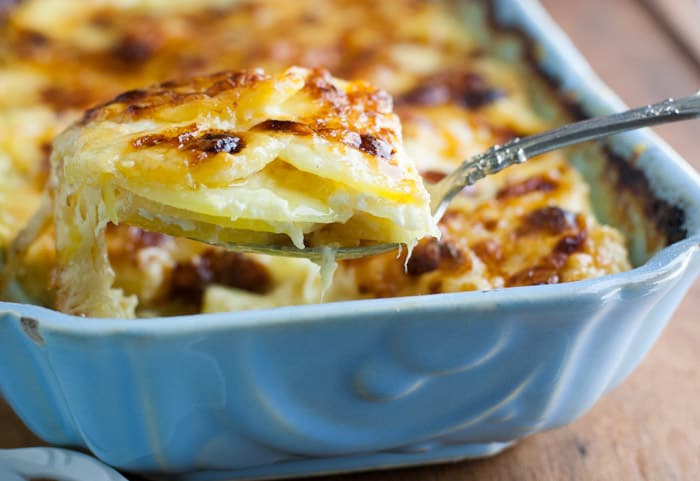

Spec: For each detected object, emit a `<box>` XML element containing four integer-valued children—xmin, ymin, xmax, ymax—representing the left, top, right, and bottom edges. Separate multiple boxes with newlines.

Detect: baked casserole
<box><xmin>0</xmin><ymin>0</ymin><xmax>630</xmax><ymax>317</ymax></box>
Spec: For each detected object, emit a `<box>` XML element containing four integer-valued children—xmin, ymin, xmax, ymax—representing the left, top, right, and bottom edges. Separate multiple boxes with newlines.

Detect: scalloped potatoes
<box><xmin>38</xmin><ymin>67</ymin><xmax>437</xmax><ymax>317</ymax></box>
<box><xmin>0</xmin><ymin>0</ymin><xmax>631</xmax><ymax>318</ymax></box>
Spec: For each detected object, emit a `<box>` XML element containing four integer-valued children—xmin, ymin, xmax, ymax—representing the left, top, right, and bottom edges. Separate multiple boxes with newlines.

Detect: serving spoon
<box><xmin>213</xmin><ymin>92</ymin><xmax>700</xmax><ymax>261</ymax></box>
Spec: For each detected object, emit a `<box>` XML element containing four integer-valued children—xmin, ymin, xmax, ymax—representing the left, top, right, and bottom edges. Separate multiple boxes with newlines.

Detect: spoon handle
<box><xmin>431</xmin><ymin>92</ymin><xmax>700</xmax><ymax>219</ymax></box>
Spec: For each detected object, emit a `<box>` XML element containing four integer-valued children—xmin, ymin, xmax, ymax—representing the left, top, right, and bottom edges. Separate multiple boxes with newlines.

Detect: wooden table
<box><xmin>2</xmin><ymin>1</ymin><xmax>698</xmax><ymax>480</ymax></box>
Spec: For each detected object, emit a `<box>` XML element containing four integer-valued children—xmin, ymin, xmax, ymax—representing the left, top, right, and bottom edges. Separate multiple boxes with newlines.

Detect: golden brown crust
<box><xmin>338</xmin><ymin>155</ymin><xmax>625</xmax><ymax>300</ymax></box>
<box><xmin>83</xmin><ymin>68</ymin><xmax>399</xmax><ymax>165</ymax></box>
<box><xmin>81</xmin><ymin>70</ymin><xmax>268</xmax><ymax>124</ymax></box>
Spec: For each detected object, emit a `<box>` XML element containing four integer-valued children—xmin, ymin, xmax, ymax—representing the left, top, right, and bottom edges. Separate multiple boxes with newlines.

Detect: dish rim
<box><xmin>1</xmin><ymin>0</ymin><xmax>700</xmax><ymax>334</ymax></box>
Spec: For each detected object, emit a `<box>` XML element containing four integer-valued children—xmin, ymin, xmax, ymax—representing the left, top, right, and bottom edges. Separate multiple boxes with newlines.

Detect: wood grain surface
<box><xmin>1</xmin><ymin>1</ymin><xmax>699</xmax><ymax>480</ymax></box>
<box><xmin>641</xmin><ymin>0</ymin><xmax>700</xmax><ymax>68</ymax></box>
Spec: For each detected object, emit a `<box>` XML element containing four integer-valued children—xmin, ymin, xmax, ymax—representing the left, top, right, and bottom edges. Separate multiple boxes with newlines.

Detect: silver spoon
<box><xmin>211</xmin><ymin>92</ymin><xmax>700</xmax><ymax>261</ymax></box>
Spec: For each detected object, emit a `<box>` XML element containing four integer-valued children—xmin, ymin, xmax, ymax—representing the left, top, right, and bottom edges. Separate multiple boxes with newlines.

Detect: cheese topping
<box><xmin>0</xmin><ymin>0</ymin><xmax>631</xmax><ymax>318</ymax></box>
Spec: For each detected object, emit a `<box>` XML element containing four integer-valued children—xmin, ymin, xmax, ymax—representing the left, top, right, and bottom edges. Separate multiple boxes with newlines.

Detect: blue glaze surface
<box><xmin>0</xmin><ymin>448</ymin><xmax>127</xmax><ymax>481</ymax></box>
<box><xmin>2</xmin><ymin>0</ymin><xmax>700</xmax><ymax>480</ymax></box>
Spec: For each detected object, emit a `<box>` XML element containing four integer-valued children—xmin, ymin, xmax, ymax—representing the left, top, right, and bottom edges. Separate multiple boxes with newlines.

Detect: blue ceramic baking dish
<box><xmin>1</xmin><ymin>0</ymin><xmax>700</xmax><ymax>480</ymax></box>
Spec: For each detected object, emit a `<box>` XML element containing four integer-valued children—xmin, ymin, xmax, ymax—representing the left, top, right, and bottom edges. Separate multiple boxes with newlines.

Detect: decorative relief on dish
<box><xmin>354</xmin><ymin>319</ymin><xmax>514</xmax><ymax>402</ymax></box>
<box><xmin>0</xmin><ymin>448</ymin><xmax>128</xmax><ymax>481</ymax></box>
<box><xmin>174</xmin><ymin>316</ymin><xmax>562</xmax><ymax>463</ymax></box>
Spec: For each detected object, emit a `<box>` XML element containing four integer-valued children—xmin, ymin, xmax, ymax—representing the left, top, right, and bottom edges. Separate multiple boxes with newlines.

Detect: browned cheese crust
<box><xmin>84</xmin><ymin>68</ymin><xmax>401</xmax><ymax>178</ymax></box>
<box><xmin>0</xmin><ymin>0</ymin><xmax>631</xmax><ymax>315</ymax></box>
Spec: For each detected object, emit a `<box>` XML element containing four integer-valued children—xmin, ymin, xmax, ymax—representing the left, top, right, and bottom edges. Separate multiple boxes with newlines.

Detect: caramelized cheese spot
<box><xmin>406</xmin><ymin>238</ymin><xmax>442</xmax><ymax>276</ymax></box>
<box><xmin>397</xmin><ymin>71</ymin><xmax>505</xmax><ymax>109</ymax></box>
<box><xmin>252</xmin><ymin>119</ymin><xmax>313</xmax><ymax>135</ymax></box>
<box><xmin>555</xmin><ymin>231</ymin><xmax>587</xmax><ymax>254</ymax></box>
<box><xmin>405</xmin><ymin>238</ymin><xmax>464</xmax><ymax>277</ymax></box>
<box><xmin>508</xmin><ymin>214</ymin><xmax>588</xmax><ymax>287</ymax></box>
<box><xmin>507</xmin><ymin>258</ymin><xmax>565</xmax><ymax>287</ymax></box>
<box><xmin>420</xmin><ymin>170</ymin><xmax>447</xmax><ymax>184</ymax></box>
<box><xmin>40</xmin><ymin>87</ymin><xmax>92</xmax><ymax>112</ymax></box>
<box><xmin>131</xmin><ymin>124</ymin><xmax>245</xmax><ymax>163</ymax></box>
<box><xmin>517</xmin><ymin>206</ymin><xmax>577</xmax><ymax>236</ymax></box>
<box><xmin>471</xmin><ymin>239</ymin><xmax>503</xmax><ymax>269</ymax></box>
<box><xmin>171</xmin><ymin>250</ymin><xmax>272</xmax><ymax>307</ymax></box>
<box><xmin>110</xmin><ymin>32</ymin><xmax>162</xmax><ymax>67</ymax></box>
<box><xmin>496</xmin><ymin>176</ymin><xmax>558</xmax><ymax>200</ymax></box>
<box><xmin>358</xmin><ymin>134</ymin><xmax>394</xmax><ymax>159</ymax></box>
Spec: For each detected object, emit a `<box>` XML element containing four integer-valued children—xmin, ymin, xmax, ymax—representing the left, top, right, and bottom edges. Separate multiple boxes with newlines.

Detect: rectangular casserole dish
<box><xmin>1</xmin><ymin>0</ymin><xmax>700</xmax><ymax>480</ymax></box>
